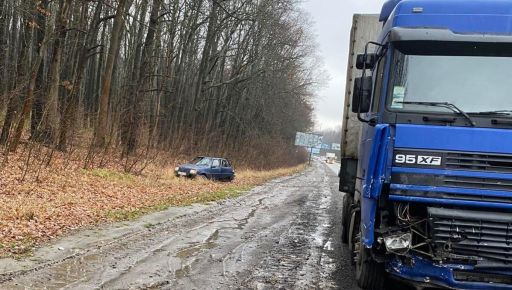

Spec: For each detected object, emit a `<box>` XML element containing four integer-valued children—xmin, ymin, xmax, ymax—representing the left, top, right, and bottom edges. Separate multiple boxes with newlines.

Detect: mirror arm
<box><xmin>357</xmin><ymin>41</ymin><xmax>386</xmax><ymax>123</ymax></box>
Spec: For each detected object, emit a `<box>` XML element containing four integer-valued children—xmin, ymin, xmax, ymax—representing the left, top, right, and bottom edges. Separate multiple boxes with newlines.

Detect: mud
<box><xmin>0</xmin><ymin>162</ymin><xmax>363</xmax><ymax>290</ymax></box>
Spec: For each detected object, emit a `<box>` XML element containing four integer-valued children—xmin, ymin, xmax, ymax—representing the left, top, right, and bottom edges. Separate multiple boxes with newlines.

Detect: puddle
<box><xmin>237</xmin><ymin>208</ymin><xmax>258</xmax><ymax>230</ymax></box>
<box><xmin>175</xmin><ymin>230</ymin><xmax>219</xmax><ymax>259</ymax></box>
<box><xmin>173</xmin><ymin>229</ymin><xmax>220</xmax><ymax>279</ymax></box>
<box><xmin>175</xmin><ymin>264</ymin><xmax>191</xmax><ymax>279</ymax></box>
<box><xmin>20</xmin><ymin>253</ymin><xmax>103</xmax><ymax>289</ymax></box>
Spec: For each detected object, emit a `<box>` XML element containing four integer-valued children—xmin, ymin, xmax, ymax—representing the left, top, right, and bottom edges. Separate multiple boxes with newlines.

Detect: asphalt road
<box><xmin>0</xmin><ymin>162</ymin><xmax>373</xmax><ymax>290</ymax></box>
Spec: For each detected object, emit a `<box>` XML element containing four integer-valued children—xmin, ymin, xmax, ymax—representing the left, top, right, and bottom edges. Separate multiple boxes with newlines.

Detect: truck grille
<box><xmin>444</xmin><ymin>176</ymin><xmax>512</xmax><ymax>192</ymax></box>
<box><xmin>446</xmin><ymin>152</ymin><xmax>512</xmax><ymax>173</ymax></box>
<box><xmin>391</xmin><ymin>173</ymin><xmax>512</xmax><ymax>202</ymax></box>
<box><xmin>429</xmin><ymin>207</ymin><xmax>512</xmax><ymax>263</ymax></box>
<box><xmin>453</xmin><ymin>270</ymin><xmax>512</xmax><ymax>284</ymax></box>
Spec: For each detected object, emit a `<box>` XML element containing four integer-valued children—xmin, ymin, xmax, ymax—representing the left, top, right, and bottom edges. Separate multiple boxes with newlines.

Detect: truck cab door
<box><xmin>356</xmin><ymin>48</ymin><xmax>393</xmax><ymax>248</ymax></box>
<box><xmin>357</xmin><ymin>51</ymin><xmax>388</xmax><ymax>202</ymax></box>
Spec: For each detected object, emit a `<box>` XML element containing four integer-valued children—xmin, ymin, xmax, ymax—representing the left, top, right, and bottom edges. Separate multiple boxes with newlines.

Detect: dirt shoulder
<box><xmin>0</xmin><ymin>150</ymin><xmax>305</xmax><ymax>258</ymax></box>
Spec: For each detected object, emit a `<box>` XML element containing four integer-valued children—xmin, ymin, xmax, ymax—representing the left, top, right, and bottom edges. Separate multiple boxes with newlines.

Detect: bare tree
<box><xmin>0</xmin><ymin>0</ymin><xmax>319</xmax><ymax>169</ymax></box>
<box><xmin>94</xmin><ymin>0</ymin><xmax>130</xmax><ymax>148</ymax></box>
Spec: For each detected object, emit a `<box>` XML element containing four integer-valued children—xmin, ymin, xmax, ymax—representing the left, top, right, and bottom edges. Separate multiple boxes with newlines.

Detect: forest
<box><xmin>0</xmin><ymin>0</ymin><xmax>319</xmax><ymax>170</ymax></box>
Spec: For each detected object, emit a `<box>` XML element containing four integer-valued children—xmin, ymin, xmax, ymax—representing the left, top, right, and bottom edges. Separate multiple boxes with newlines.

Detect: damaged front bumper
<box><xmin>379</xmin><ymin>205</ymin><xmax>512</xmax><ymax>289</ymax></box>
<box><xmin>388</xmin><ymin>254</ymin><xmax>512</xmax><ymax>290</ymax></box>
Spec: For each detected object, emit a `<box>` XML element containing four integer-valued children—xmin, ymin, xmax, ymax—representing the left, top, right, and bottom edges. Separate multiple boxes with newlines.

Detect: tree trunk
<box><xmin>38</xmin><ymin>0</ymin><xmax>72</xmax><ymax>144</ymax></box>
<box><xmin>30</xmin><ymin>0</ymin><xmax>48</xmax><ymax>140</ymax></box>
<box><xmin>10</xmin><ymin>50</ymin><xmax>46</xmax><ymax>152</ymax></box>
<box><xmin>94</xmin><ymin>0</ymin><xmax>129</xmax><ymax>148</ymax></box>
<box><xmin>58</xmin><ymin>1</ymin><xmax>103</xmax><ymax>151</ymax></box>
<box><xmin>123</xmin><ymin>0</ymin><xmax>161</xmax><ymax>155</ymax></box>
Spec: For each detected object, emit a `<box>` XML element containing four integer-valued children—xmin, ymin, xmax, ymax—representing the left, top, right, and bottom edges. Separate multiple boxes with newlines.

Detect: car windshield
<box><xmin>191</xmin><ymin>157</ymin><xmax>211</xmax><ymax>166</ymax></box>
<box><xmin>388</xmin><ymin>48</ymin><xmax>512</xmax><ymax>114</ymax></box>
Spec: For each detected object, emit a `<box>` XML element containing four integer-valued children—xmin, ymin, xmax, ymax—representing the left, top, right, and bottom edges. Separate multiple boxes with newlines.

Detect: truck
<box><xmin>326</xmin><ymin>152</ymin><xmax>337</xmax><ymax>164</ymax></box>
<box><xmin>339</xmin><ymin>1</ymin><xmax>512</xmax><ymax>289</ymax></box>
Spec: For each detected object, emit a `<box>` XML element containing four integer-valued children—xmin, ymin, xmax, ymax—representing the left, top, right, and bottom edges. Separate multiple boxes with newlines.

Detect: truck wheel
<box><xmin>341</xmin><ymin>193</ymin><xmax>353</xmax><ymax>244</ymax></box>
<box><xmin>351</xmin><ymin>209</ymin><xmax>385</xmax><ymax>290</ymax></box>
<box><xmin>355</xmin><ymin>240</ymin><xmax>385</xmax><ymax>290</ymax></box>
<box><xmin>348</xmin><ymin>207</ymin><xmax>360</xmax><ymax>265</ymax></box>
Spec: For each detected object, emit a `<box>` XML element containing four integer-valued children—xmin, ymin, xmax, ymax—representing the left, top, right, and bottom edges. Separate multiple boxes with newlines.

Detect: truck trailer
<box><xmin>340</xmin><ymin>1</ymin><xmax>512</xmax><ymax>289</ymax></box>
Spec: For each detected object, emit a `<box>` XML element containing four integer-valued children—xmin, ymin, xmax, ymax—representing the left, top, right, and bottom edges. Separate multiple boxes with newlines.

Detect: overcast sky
<box><xmin>301</xmin><ymin>0</ymin><xmax>385</xmax><ymax>130</ymax></box>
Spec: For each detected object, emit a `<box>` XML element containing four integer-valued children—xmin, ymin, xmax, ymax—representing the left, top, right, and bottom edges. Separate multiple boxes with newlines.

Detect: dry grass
<box><xmin>0</xmin><ymin>145</ymin><xmax>305</xmax><ymax>258</ymax></box>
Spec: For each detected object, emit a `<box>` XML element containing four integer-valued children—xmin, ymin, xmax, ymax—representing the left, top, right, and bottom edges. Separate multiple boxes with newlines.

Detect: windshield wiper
<box><xmin>468</xmin><ymin>110</ymin><xmax>512</xmax><ymax>116</ymax></box>
<box><xmin>399</xmin><ymin>101</ymin><xmax>476</xmax><ymax>127</ymax></box>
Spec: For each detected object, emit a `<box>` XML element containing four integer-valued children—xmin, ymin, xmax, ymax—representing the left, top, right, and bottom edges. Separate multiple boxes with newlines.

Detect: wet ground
<box><xmin>0</xmin><ymin>162</ymin><xmax>408</xmax><ymax>290</ymax></box>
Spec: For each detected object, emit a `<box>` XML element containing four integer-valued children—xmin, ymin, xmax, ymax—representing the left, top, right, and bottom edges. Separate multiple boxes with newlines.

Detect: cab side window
<box><xmin>212</xmin><ymin>159</ymin><xmax>220</xmax><ymax>167</ymax></box>
<box><xmin>371</xmin><ymin>52</ymin><xmax>388</xmax><ymax>113</ymax></box>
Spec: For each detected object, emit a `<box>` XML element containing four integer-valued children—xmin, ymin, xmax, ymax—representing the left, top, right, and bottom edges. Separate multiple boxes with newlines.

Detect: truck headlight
<box><xmin>384</xmin><ymin>233</ymin><xmax>411</xmax><ymax>253</ymax></box>
<box><xmin>190</xmin><ymin>169</ymin><xmax>197</xmax><ymax>175</ymax></box>
<box><xmin>175</xmin><ymin>167</ymin><xmax>179</xmax><ymax>171</ymax></box>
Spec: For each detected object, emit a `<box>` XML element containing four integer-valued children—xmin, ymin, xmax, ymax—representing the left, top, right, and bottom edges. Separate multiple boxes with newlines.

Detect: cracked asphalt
<box><xmin>0</xmin><ymin>162</ymin><xmax>363</xmax><ymax>290</ymax></box>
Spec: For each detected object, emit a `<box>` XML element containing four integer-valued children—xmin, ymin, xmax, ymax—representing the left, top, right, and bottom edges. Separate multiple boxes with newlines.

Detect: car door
<box><xmin>210</xmin><ymin>159</ymin><xmax>222</xmax><ymax>179</ymax></box>
<box><xmin>221</xmin><ymin>159</ymin><xmax>232</xmax><ymax>179</ymax></box>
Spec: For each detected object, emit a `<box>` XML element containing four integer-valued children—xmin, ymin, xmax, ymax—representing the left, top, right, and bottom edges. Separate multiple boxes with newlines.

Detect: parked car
<box><xmin>175</xmin><ymin>156</ymin><xmax>235</xmax><ymax>181</ymax></box>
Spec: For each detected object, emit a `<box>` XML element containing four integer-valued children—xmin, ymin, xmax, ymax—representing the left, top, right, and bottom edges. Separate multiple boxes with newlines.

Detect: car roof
<box><xmin>198</xmin><ymin>156</ymin><xmax>227</xmax><ymax>160</ymax></box>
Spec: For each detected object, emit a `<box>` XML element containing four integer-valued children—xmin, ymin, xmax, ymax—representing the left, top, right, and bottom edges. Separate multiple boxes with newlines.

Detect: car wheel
<box><xmin>199</xmin><ymin>174</ymin><xmax>209</xmax><ymax>180</ymax></box>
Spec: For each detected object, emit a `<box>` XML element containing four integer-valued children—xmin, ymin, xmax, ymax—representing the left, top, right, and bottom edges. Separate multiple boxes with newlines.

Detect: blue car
<box><xmin>175</xmin><ymin>156</ymin><xmax>235</xmax><ymax>181</ymax></box>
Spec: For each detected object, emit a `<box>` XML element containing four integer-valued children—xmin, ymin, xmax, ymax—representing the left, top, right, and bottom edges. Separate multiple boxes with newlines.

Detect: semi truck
<box><xmin>339</xmin><ymin>1</ymin><xmax>512</xmax><ymax>289</ymax></box>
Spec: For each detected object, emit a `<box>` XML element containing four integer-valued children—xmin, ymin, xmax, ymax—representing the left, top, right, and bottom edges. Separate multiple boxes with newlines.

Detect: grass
<box><xmin>105</xmin><ymin>209</ymin><xmax>145</xmax><ymax>222</ymax></box>
<box><xmin>143</xmin><ymin>223</ymin><xmax>156</xmax><ymax>229</ymax></box>
<box><xmin>4</xmin><ymin>238</ymin><xmax>35</xmax><ymax>260</ymax></box>
<box><xmin>181</xmin><ymin>186</ymin><xmax>252</xmax><ymax>205</ymax></box>
<box><xmin>103</xmin><ymin>185</ymin><xmax>253</xmax><ymax>223</ymax></box>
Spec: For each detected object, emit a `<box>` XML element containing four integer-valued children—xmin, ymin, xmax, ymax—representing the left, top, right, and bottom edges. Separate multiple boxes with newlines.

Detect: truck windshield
<box><xmin>388</xmin><ymin>50</ymin><xmax>512</xmax><ymax>114</ymax></box>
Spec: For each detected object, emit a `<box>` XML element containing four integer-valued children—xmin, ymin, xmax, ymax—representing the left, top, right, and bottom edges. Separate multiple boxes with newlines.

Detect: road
<box><xmin>0</xmin><ymin>162</ymin><xmax>366</xmax><ymax>290</ymax></box>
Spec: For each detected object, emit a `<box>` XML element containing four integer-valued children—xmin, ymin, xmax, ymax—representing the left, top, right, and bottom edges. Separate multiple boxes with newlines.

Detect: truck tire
<box><xmin>356</xmin><ymin>242</ymin><xmax>385</xmax><ymax>290</ymax></box>
<box><xmin>348</xmin><ymin>207</ymin><xmax>360</xmax><ymax>265</ymax></box>
<box><xmin>349</xmin><ymin>206</ymin><xmax>386</xmax><ymax>289</ymax></box>
<box><xmin>341</xmin><ymin>193</ymin><xmax>353</xmax><ymax>244</ymax></box>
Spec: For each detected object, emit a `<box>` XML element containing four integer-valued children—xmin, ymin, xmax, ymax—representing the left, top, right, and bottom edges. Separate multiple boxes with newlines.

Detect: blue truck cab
<box><xmin>340</xmin><ymin>1</ymin><xmax>512</xmax><ymax>289</ymax></box>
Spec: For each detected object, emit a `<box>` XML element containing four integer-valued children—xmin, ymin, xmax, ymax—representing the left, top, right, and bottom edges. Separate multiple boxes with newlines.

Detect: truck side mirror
<box><xmin>352</xmin><ymin>76</ymin><xmax>372</xmax><ymax>114</ymax></box>
<box><xmin>356</xmin><ymin>53</ymin><xmax>377</xmax><ymax>70</ymax></box>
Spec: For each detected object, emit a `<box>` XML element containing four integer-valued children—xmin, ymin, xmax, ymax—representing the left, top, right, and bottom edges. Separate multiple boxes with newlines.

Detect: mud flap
<box><xmin>339</xmin><ymin>157</ymin><xmax>358</xmax><ymax>195</ymax></box>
